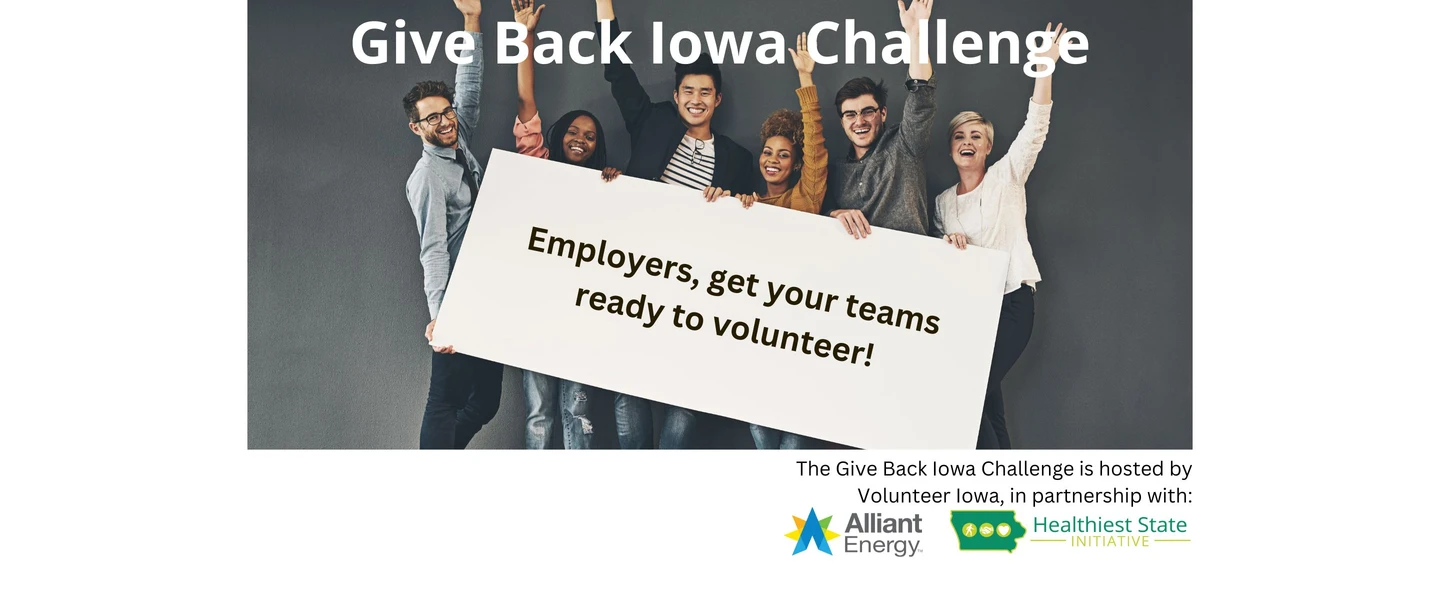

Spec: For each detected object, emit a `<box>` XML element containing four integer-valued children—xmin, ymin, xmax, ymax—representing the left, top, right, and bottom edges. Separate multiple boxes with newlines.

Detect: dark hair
<box><xmin>834</xmin><ymin>77</ymin><xmax>887</xmax><ymax>116</ymax></box>
<box><xmin>402</xmin><ymin>80</ymin><xmax>454</xmax><ymax>122</ymax></box>
<box><xmin>545</xmin><ymin>109</ymin><xmax>609</xmax><ymax>170</ymax></box>
<box><xmin>674</xmin><ymin>53</ymin><xmax>723</xmax><ymax>94</ymax></box>
<box><xmin>760</xmin><ymin>108</ymin><xmax>803</xmax><ymax>160</ymax></box>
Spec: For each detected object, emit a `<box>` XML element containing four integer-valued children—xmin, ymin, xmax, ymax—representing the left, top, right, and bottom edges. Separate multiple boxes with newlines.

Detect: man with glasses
<box><xmin>822</xmin><ymin>0</ymin><xmax>937</xmax><ymax>239</ymax></box>
<box><xmin>402</xmin><ymin>0</ymin><xmax>503</xmax><ymax>449</ymax></box>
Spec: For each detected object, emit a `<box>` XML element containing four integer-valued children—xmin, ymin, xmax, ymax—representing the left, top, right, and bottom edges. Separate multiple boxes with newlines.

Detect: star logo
<box><xmin>785</xmin><ymin>508</ymin><xmax>841</xmax><ymax>555</ymax></box>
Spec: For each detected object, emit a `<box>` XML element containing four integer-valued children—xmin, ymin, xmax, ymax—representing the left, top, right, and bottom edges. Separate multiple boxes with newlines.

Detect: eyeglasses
<box><xmin>840</xmin><ymin>106</ymin><xmax>880</xmax><ymax>121</ymax></box>
<box><xmin>414</xmin><ymin>107</ymin><xmax>458</xmax><ymax>127</ymax></box>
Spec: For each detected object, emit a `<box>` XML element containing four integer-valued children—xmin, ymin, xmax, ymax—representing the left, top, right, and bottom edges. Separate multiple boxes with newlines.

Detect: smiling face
<box><xmin>560</xmin><ymin>115</ymin><xmax>599</xmax><ymax>164</ymax></box>
<box><xmin>409</xmin><ymin>96</ymin><xmax>458</xmax><ymax>148</ymax></box>
<box><xmin>673</xmin><ymin>74</ymin><xmax>720</xmax><ymax>128</ymax></box>
<box><xmin>950</xmin><ymin>121</ymin><xmax>993</xmax><ymax>170</ymax></box>
<box><xmin>759</xmin><ymin>136</ymin><xmax>798</xmax><ymax>186</ymax></box>
<box><xmin>839</xmin><ymin>94</ymin><xmax>886</xmax><ymax>149</ymax></box>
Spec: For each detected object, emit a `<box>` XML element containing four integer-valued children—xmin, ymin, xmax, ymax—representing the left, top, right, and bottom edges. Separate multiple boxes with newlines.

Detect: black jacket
<box><xmin>597</xmin><ymin>21</ymin><xmax>754</xmax><ymax>194</ymax></box>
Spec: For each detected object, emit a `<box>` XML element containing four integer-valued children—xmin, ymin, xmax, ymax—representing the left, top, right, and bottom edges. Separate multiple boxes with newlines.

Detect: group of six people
<box><xmin>402</xmin><ymin>0</ymin><xmax>1065</xmax><ymax>450</ymax></box>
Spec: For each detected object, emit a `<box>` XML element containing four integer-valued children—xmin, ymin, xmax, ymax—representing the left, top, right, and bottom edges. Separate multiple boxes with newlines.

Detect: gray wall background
<box><xmin>249</xmin><ymin>0</ymin><xmax>1191</xmax><ymax>449</ymax></box>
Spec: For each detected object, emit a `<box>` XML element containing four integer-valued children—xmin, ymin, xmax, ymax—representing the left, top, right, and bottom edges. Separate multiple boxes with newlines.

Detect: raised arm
<box><xmin>897</xmin><ymin>0</ymin><xmax>936</xmax><ymax>158</ymax></box>
<box><xmin>452</xmin><ymin>0</ymin><xmax>485</xmax><ymax>137</ymax></box>
<box><xmin>997</xmin><ymin>22</ymin><xmax>1064</xmax><ymax>183</ymax></box>
<box><xmin>514</xmin><ymin>0</ymin><xmax>545</xmax><ymax>123</ymax></box>
<box><xmin>789</xmin><ymin>33</ymin><xmax>827</xmax><ymax>214</ymax></box>
<box><xmin>1031</xmin><ymin>22</ymin><xmax>1065</xmax><ymax>106</ymax></box>
<box><xmin>595</xmin><ymin>1</ymin><xmax>656</xmax><ymax>135</ymax></box>
<box><xmin>897</xmin><ymin>0</ymin><xmax>933</xmax><ymax>80</ymax></box>
<box><xmin>511</xmin><ymin>0</ymin><xmax>551</xmax><ymax>157</ymax></box>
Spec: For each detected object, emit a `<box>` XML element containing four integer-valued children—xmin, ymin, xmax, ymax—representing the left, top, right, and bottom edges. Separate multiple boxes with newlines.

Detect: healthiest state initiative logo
<box><xmin>950</xmin><ymin>511</ymin><xmax>1027</xmax><ymax>552</ymax></box>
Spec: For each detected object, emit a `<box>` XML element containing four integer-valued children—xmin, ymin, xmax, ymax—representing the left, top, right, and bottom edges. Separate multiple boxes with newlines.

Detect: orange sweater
<box><xmin>757</xmin><ymin>86</ymin><xmax>827</xmax><ymax>214</ymax></box>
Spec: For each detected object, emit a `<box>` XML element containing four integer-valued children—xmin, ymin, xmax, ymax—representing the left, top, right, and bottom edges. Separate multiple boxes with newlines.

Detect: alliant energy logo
<box><xmin>784</xmin><ymin>509</ymin><xmax>924</xmax><ymax>557</ymax></box>
<box><xmin>843</xmin><ymin>512</ymin><xmax>923</xmax><ymax>557</ymax></box>
<box><xmin>785</xmin><ymin>508</ymin><xmax>840</xmax><ymax>555</ymax></box>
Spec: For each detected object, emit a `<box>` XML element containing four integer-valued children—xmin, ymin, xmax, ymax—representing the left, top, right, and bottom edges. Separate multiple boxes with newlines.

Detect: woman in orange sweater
<box><xmin>707</xmin><ymin>33</ymin><xmax>827</xmax><ymax>449</ymax></box>
<box><xmin>705</xmin><ymin>33</ymin><xmax>827</xmax><ymax>214</ymax></box>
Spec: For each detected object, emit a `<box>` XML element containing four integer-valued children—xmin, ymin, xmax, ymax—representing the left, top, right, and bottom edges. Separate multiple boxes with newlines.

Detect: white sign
<box><xmin>433</xmin><ymin>150</ymin><xmax>1008</xmax><ymax>449</ymax></box>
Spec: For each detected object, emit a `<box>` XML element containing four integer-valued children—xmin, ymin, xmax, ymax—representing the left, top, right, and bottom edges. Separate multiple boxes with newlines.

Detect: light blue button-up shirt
<box><xmin>406</xmin><ymin>31</ymin><xmax>485</xmax><ymax>320</ymax></box>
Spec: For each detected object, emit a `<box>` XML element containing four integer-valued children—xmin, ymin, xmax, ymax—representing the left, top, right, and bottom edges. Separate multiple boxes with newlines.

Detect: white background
<box><xmin>434</xmin><ymin>150</ymin><xmax>1008</xmax><ymax>449</ymax></box>
<box><xmin>2</xmin><ymin>0</ymin><xmax>1437</xmax><ymax>600</ymax></box>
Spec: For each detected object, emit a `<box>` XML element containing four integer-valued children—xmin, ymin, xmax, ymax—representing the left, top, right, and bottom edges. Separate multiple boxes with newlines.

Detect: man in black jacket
<box><xmin>594</xmin><ymin>1</ymin><xmax>754</xmax><ymax>449</ymax></box>
<box><xmin>594</xmin><ymin>4</ymin><xmax>753</xmax><ymax>195</ymax></box>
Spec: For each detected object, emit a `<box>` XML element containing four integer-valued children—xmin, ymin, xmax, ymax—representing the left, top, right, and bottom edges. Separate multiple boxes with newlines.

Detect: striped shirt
<box><xmin>659</xmin><ymin>135</ymin><xmax>715</xmax><ymax>190</ymax></box>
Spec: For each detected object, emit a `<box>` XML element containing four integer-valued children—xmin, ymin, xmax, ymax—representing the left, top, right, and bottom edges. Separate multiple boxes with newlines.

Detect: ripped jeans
<box><xmin>612</xmin><ymin>396</ymin><xmax>699</xmax><ymax>449</ymax></box>
<box><xmin>522</xmin><ymin>370</ymin><xmax>596</xmax><ymax>449</ymax></box>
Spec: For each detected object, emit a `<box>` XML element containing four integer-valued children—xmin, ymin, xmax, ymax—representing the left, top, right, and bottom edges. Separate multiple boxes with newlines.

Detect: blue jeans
<box><xmin>612</xmin><ymin>395</ymin><xmax>700</xmax><ymax>449</ymax></box>
<box><xmin>522</xmin><ymin>370</ymin><xmax>595</xmax><ymax>449</ymax></box>
<box><xmin>750</xmin><ymin>424</ymin><xmax>808</xmax><ymax>449</ymax></box>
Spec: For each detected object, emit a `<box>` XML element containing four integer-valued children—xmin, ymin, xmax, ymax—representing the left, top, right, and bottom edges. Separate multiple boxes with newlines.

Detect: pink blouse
<box><xmin>513</xmin><ymin>113</ymin><xmax>548</xmax><ymax>159</ymax></box>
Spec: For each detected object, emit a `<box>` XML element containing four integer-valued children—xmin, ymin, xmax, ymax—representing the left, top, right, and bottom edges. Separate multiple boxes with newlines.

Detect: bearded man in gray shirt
<box><xmin>402</xmin><ymin>0</ymin><xmax>503</xmax><ymax>449</ymax></box>
<box><xmin>821</xmin><ymin>0</ymin><xmax>937</xmax><ymax>238</ymax></box>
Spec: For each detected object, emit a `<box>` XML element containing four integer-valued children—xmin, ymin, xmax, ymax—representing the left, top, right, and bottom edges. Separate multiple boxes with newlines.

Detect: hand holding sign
<box><xmin>432</xmin><ymin>151</ymin><xmax>1007</xmax><ymax>448</ymax></box>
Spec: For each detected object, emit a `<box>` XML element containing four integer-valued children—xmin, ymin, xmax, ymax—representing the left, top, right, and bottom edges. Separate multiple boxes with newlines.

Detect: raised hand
<box><xmin>1038</xmin><ymin>22</ymin><xmax>1067</xmax><ymax>65</ymax></box>
<box><xmin>512</xmin><ymin>0</ymin><xmax>545</xmax><ymax>32</ymax></box>
<box><xmin>1031</xmin><ymin>22</ymin><xmax>1065</xmax><ymax>103</ymax></box>
<box><xmin>454</xmin><ymin>0</ymin><xmax>482</xmax><ymax>18</ymax></box>
<box><xmin>789</xmin><ymin>32</ymin><xmax>815</xmax><ymax>76</ymax></box>
<box><xmin>897</xmin><ymin>0</ymin><xmax>932</xmax><ymax>33</ymax></box>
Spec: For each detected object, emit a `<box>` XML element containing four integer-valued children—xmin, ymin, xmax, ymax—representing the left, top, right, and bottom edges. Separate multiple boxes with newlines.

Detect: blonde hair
<box><xmin>948</xmin><ymin>111</ymin><xmax>993</xmax><ymax>147</ymax></box>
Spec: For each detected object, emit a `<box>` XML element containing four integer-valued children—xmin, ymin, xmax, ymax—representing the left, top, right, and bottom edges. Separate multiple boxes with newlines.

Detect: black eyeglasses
<box><xmin>840</xmin><ymin>106</ymin><xmax>880</xmax><ymax>121</ymax></box>
<box><xmin>414</xmin><ymin>107</ymin><xmax>458</xmax><ymax>127</ymax></box>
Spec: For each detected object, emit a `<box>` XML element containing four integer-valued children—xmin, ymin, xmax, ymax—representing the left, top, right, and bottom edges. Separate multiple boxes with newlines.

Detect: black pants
<box><xmin>976</xmin><ymin>285</ymin><xmax>1034</xmax><ymax>449</ymax></box>
<box><xmin>419</xmin><ymin>351</ymin><xmax>504</xmax><ymax>449</ymax></box>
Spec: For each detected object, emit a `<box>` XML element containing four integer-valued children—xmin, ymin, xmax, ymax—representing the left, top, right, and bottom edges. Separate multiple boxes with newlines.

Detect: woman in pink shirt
<box><xmin>511</xmin><ymin>0</ymin><xmax>623</xmax><ymax>450</ymax></box>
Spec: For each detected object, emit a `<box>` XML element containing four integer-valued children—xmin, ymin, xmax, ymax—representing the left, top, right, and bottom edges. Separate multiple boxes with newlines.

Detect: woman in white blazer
<box><xmin>933</xmin><ymin>23</ymin><xmax>1068</xmax><ymax>449</ymax></box>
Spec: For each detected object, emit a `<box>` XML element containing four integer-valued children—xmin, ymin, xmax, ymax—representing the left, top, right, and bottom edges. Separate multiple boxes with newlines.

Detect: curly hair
<box><xmin>402</xmin><ymin>80</ymin><xmax>454</xmax><ymax>122</ymax></box>
<box><xmin>759</xmin><ymin>108</ymin><xmax>803</xmax><ymax>156</ymax></box>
